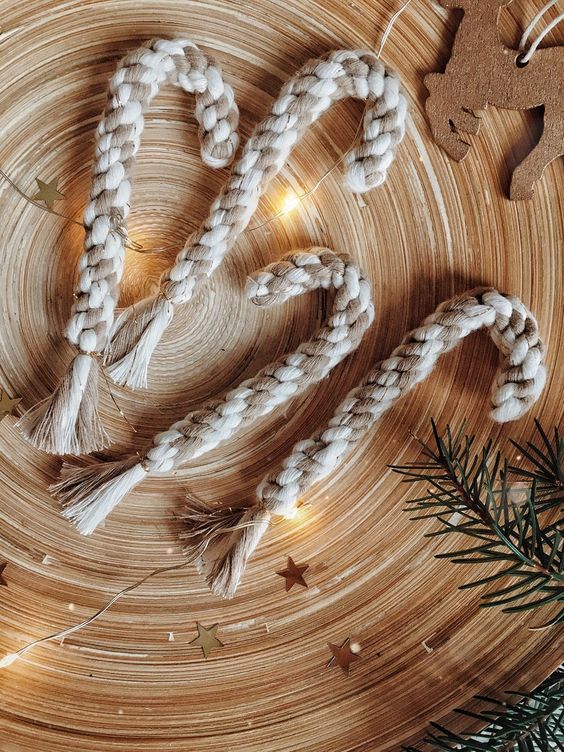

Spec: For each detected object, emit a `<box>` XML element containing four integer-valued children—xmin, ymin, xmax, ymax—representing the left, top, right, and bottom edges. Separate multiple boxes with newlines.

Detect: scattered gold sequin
<box><xmin>276</xmin><ymin>556</ymin><xmax>309</xmax><ymax>591</ymax></box>
<box><xmin>327</xmin><ymin>637</ymin><xmax>361</xmax><ymax>673</ymax></box>
<box><xmin>190</xmin><ymin>623</ymin><xmax>223</xmax><ymax>659</ymax></box>
<box><xmin>0</xmin><ymin>390</ymin><xmax>21</xmax><ymax>422</ymax></box>
<box><xmin>33</xmin><ymin>177</ymin><xmax>64</xmax><ymax>210</ymax></box>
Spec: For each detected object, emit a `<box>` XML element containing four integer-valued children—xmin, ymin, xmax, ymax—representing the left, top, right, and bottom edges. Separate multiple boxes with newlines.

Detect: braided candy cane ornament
<box><xmin>19</xmin><ymin>39</ymin><xmax>240</xmax><ymax>455</ymax></box>
<box><xmin>182</xmin><ymin>288</ymin><xmax>547</xmax><ymax>597</ymax></box>
<box><xmin>104</xmin><ymin>48</ymin><xmax>408</xmax><ymax>389</ymax></box>
<box><xmin>52</xmin><ymin>248</ymin><xmax>374</xmax><ymax>534</ymax></box>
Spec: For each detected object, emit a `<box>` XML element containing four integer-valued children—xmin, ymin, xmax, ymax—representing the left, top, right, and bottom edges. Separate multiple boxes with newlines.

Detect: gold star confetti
<box><xmin>0</xmin><ymin>390</ymin><xmax>21</xmax><ymax>422</ymax></box>
<box><xmin>276</xmin><ymin>556</ymin><xmax>309</xmax><ymax>591</ymax></box>
<box><xmin>190</xmin><ymin>623</ymin><xmax>223</xmax><ymax>659</ymax></box>
<box><xmin>327</xmin><ymin>637</ymin><xmax>361</xmax><ymax>674</ymax></box>
<box><xmin>0</xmin><ymin>563</ymin><xmax>8</xmax><ymax>587</ymax></box>
<box><xmin>33</xmin><ymin>177</ymin><xmax>64</xmax><ymax>211</ymax></box>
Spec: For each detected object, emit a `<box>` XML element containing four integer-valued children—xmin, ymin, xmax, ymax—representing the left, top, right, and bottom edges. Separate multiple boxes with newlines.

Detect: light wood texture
<box><xmin>0</xmin><ymin>1</ymin><xmax>562</xmax><ymax>750</ymax></box>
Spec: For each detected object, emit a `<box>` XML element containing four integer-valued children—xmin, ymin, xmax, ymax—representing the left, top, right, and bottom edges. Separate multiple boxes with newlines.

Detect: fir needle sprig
<box><xmin>510</xmin><ymin>421</ymin><xmax>563</xmax><ymax>513</ymax></box>
<box><xmin>404</xmin><ymin>667</ymin><xmax>564</xmax><ymax>752</ymax></box>
<box><xmin>391</xmin><ymin>421</ymin><xmax>564</xmax><ymax>627</ymax></box>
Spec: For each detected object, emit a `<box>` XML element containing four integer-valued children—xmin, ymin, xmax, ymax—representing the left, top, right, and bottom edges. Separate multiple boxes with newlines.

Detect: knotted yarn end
<box><xmin>17</xmin><ymin>353</ymin><xmax>109</xmax><ymax>455</ymax></box>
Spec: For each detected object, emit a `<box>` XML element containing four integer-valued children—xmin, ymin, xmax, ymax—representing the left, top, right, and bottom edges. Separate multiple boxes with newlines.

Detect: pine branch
<box><xmin>391</xmin><ymin>421</ymin><xmax>564</xmax><ymax>623</ymax></box>
<box><xmin>403</xmin><ymin>667</ymin><xmax>564</xmax><ymax>752</ymax></box>
<box><xmin>510</xmin><ymin>421</ymin><xmax>564</xmax><ymax>513</ymax></box>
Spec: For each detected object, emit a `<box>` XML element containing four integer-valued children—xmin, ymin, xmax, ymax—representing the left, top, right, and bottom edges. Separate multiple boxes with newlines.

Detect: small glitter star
<box><xmin>33</xmin><ymin>177</ymin><xmax>64</xmax><ymax>210</ymax></box>
<box><xmin>327</xmin><ymin>637</ymin><xmax>361</xmax><ymax>674</ymax></box>
<box><xmin>276</xmin><ymin>556</ymin><xmax>309</xmax><ymax>591</ymax></box>
<box><xmin>0</xmin><ymin>562</ymin><xmax>8</xmax><ymax>587</ymax></box>
<box><xmin>0</xmin><ymin>390</ymin><xmax>21</xmax><ymax>422</ymax></box>
<box><xmin>190</xmin><ymin>623</ymin><xmax>223</xmax><ymax>659</ymax></box>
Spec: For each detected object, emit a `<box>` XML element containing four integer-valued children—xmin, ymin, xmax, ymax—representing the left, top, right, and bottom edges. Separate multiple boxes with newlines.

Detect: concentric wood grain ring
<box><xmin>0</xmin><ymin>1</ymin><xmax>562</xmax><ymax>751</ymax></box>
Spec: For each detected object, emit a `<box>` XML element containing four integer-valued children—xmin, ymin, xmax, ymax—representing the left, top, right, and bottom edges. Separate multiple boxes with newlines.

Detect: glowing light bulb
<box><xmin>280</xmin><ymin>192</ymin><xmax>300</xmax><ymax>216</ymax></box>
<box><xmin>0</xmin><ymin>653</ymin><xmax>19</xmax><ymax>669</ymax></box>
<box><xmin>285</xmin><ymin>501</ymin><xmax>306</xmax><ymax>521</ymax></box>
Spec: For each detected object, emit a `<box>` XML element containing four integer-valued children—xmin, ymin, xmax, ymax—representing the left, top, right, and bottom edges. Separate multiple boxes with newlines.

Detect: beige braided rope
<box><xmin>18</xmin><ymin>38</ymin><xmax>240</xmax><ymax>455</ymax></box>
<box><xmin>104</xmin><ymin>48</ymin><xmax>408</xmax><ymax>390</ymax></box>
<box><xmin>51</xmin><ymin>248</ymin><xmax>374</xmax><ymax>535</ymax></box>
<box><xmin>183</xmin><ymin>287</ymin><xmax>547</xmax><ymax>598</ymax></box>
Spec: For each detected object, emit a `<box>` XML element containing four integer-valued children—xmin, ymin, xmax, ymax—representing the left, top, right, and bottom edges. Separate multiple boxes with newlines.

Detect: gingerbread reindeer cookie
<box><xmin>425</xmin><ymin>0</ymin><xmax>563</xmax><ymax>200</ymax></box>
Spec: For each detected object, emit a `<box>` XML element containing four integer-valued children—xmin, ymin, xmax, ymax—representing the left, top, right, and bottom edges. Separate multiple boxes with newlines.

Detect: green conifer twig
<box><xmin>391</xmin><ymin>421</ymin><xmax>563</xmax><ymax>627</ymax></box>
<box><xmin>403</xmin><ymin>667</ymin><xmax>564</xmax><ymax>752</ymax></box>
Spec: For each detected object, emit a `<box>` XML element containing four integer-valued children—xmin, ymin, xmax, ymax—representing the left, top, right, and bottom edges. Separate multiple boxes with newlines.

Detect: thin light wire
<box><xmin>99</xmin><ymin>361</ymin><xmax>138</xmax><ymax>434</ymax></box>
<box><xmin>0</xmin><ymin>167</ymin><xmax>83</xmax><ymax>228</ymax></box>
<box><xmin>0</xmin><ymin>496</ymin><xmax>310</xmax><ymax>667</ymax></box>
<box><xmin>0</xmin><ymin>167</ymin><xmax>153</xmax><ymax>253</ymax></box>
<box><xmin>1</xmin><ymin>561</ymin><xmax>192</xmax><ymax>668</ymax></box>
<box><xmin>519</xmin><ymin>0</ymin><xmax>563</xmax><ymax>63</ymax></box>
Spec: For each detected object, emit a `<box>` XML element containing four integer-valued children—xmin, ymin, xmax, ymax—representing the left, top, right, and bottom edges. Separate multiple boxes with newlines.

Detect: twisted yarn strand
<box><xmin>52</xmin><ymin>248</ymin><xmax>374</xmax><ymax>534</ymax></box>
<box><xmin>105</xmin><ymin>48</ymin><xmax>408</xmax><ymax>388</ymax></box>
<box><xmin>71</xmin><ymin>37</ymin><xmax>239</xmax><ymax>355</ymax></box>
<box><xmin>18</xmin><ymin>37</ymin><xmax>239</xmax><ymax>455</ymax></box>
<box><xmin>199</xmin><ymin>287</ymin><xmax>546</xmax><ymax>597</ymax></box>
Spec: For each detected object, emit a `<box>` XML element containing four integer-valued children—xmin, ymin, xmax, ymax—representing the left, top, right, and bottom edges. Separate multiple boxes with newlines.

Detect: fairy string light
<box><xmin>0</xmin><ymin>167</ymin><xmax>151</xmax><ymax>253</ymax></box>
<box><xmin>250</xmin><ymin>0</ymin><xmax>413</xmax><ymax>231</ymax></box>
<box><xmin>99</xmin><ymin>363</ymin><xmax>138</xmax><ymax>434</ymax></box>
<box><xmin>0</xmin><ymin>496</ymin><xmax>310</xmax><ymax>669</ymax></box>
<box><xmin>0</xmin><ymin>560</ymin><xmax>191</xmax><ymax>669</ymax></box>
<box><xmin>0</xmin><ymin>498</ymin><xmax>305</xmax><ymax>669</ymax></box>
<box><xmin>0</xmin><ymin>1</ymin><xmax>413</xmax><ymax>250</ymax></box>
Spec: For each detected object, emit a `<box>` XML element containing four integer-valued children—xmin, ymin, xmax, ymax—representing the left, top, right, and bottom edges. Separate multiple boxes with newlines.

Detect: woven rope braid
<box><xmin>18</xmin><ymin>38</ymin><xmax>240</xmax><ymax>455</ymax></box>
<box><xmin>51</xmin><ymin>247</ymin><xmax>374</xmax><ymax>535</ymax></box>
<box><xmin>104</xmin><ymin>48</ymin><xmax>408</xmax><ymax>389</ymax></box>
<box><xmin>182</xmin><ymin>287</ymin><xmax>547</xmax><ymax>598</ymax></box>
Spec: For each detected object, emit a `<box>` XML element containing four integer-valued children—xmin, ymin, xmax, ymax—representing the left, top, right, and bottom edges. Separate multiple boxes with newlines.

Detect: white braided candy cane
<box><xmin>19</xmin><ymin>38</ymin><xmax>240</xmax><ymax>455</ymax></box>
<box><xmin>185</xmin><ymin>287</ymin><xmax>547</xmax><ymax>598</ymax></box>
<box><xmin>103</xmin><ymin>48</ymin><xmax>408</xmax><ymax>389</ymax></box>
<box><xmin>51</xmin><ymin>248</ymin><xmax>374</xmax><ymax>535</ymax></box>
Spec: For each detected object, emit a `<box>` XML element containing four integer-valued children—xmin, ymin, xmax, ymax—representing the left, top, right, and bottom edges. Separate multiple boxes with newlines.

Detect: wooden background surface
<box><xmin>0</xmin><ymin>1</ymin><xmax>562</xmax><ymax>750</ymax></box>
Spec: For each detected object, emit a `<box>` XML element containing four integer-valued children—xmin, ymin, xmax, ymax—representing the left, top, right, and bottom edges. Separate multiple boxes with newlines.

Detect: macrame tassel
<box><xmin>51</xmin><ymin>456</ymin><xmax>148</xmax><ymax>535</ymax></box>
<box><xmin>105</xmin><ymin>296</ymin><xmax>174</xmax><ymax>389</ymax></box>
<box><xmin>207</xmin><ymin>507</ymin><xmax>271</xmax><ymax>598</ymax></box>
<box><xmin>17</xmin><ymin>354</ymin><xmax>108</xmax><ymax>455</ymax></box>
<box><xmin>181</xmin><ymin>503</ymin><xmax>270</xmax><ymax>598</ymax></box>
